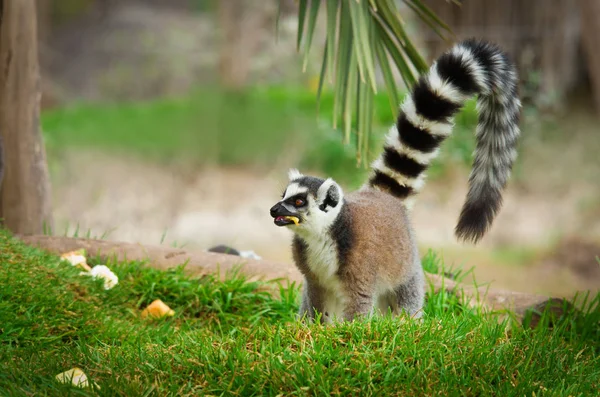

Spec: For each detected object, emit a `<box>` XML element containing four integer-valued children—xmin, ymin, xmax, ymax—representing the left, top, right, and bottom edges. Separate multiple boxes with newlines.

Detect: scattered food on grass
<box><xmin>86</xmin><ymin>265</ymin><xmax>119</xmax><ymax>290</ymax></box>
<box><xmin>141</xmin><ymin>299</ymin><xmax>175</xmax><ymax>319</ymax></box>
<box><xmin>60</xmin><ymin>249</ymin><xmax>118</xmax><ymax>289</ymax></box>
<box><xmin>55</xmin><ymin>367</ymin><xmax>99</xmax><ymax>389</ymax></box>
<box><xmin>2</xmin><ymin>229</ymin><xmax>598</xmax><ymax>395</ymax></box>
<box><xmin>60</xmin><ymin>249</ymin><xmax>91</xmax><ymax>271</ymax></box>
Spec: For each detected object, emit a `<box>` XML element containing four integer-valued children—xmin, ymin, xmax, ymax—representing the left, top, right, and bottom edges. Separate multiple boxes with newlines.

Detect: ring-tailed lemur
<box><xmin>269</xmin><ymin>39</ymin><xmax>521</xmax><ymax>323</ymax></box>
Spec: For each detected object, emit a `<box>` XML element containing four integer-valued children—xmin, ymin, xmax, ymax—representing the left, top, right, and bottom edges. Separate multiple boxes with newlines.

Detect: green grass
<box><xmin>3</xmin><ymin>229</ymin><xmax>597</xmax><ymax>396</ymax></box>
<box><xmin>41</xmin><ymin>85</ymin><xmax>480</xmax><ymax>189</ymax></box>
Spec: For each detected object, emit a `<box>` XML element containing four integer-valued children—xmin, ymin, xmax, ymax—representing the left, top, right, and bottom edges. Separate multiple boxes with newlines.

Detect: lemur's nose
<box><xmin>270</xmin><ymin>203</ymin><xmax>283</xmax><ymax>218</ymax></box>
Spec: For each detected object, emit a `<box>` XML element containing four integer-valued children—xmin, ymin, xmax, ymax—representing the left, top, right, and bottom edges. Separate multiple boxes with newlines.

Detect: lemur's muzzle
<box><xmin>270</xmin><ymin>202</ymin><xmax>301</xmax><ymax>226</ymax></box>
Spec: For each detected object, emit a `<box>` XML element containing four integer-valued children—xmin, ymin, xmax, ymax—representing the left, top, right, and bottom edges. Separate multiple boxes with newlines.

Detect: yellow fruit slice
<box><xmin>284</xmin><ymin>216</ymin><xmax>300</xmax><ymax>226</ymax></box>
<box><xmin>141</xmin><ymin>299</ymin><xmax>175</xmax><ymax>319</ymax></box>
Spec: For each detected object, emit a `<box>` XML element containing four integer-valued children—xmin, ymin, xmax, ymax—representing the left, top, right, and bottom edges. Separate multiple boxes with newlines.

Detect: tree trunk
<box><xmin>579</xmin><ymin>0</ymin><xmax>600</xmax><ymax>115</ymax></box>
<box><xmin>0</xmin><ymin>0</ymin><xmax>53</xmax><ymax>234</ymax></box>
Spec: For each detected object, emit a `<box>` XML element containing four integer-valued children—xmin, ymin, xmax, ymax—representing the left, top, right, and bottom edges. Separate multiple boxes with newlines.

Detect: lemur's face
<box><xmin>269</xmin><ymin>169</ymin><xmax>344</xmax><ymax>236</ymax></box>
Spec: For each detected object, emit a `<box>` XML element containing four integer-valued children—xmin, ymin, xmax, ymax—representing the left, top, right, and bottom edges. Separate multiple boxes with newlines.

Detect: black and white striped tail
<box><xmin>368</xmin><ymin>39</ymin><xmax>521</xmax><ymax>243</ymax></box>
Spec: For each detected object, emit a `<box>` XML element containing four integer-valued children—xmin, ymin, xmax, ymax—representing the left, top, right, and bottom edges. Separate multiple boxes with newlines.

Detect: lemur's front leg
<box><xmin>298</xmin><ymin>277</ymin><xmax>327</xmax><ymax>323</ymax></box>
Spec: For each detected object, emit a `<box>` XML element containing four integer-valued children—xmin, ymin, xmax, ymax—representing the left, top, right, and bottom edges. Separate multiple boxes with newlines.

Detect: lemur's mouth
<box><xmin>274</xmin><ymin>216</ymin><xmax>300</xmax><ymax>227</ymax></box>
<box><xmin>270</xmin><ymin>202</ymin><xmax>301</xmax><ymax>226</ymax></box>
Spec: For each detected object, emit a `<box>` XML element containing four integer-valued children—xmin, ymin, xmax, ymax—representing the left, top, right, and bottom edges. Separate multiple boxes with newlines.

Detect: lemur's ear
<box><xmin>317</xmin><ymin>179</ymin><xmax>343</xmax><ymax>212</ymax></box>
<box><xmin>288</xmin><ymin>168</ymin><xmax>303</xmax><ymax>181</ymax></box>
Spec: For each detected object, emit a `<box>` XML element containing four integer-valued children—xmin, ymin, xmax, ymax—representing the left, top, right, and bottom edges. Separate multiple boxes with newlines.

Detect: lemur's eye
<box><xmin>295</xmin><ymin>198</ymin><xmax>305</xmax><ymax>207</ymax></box>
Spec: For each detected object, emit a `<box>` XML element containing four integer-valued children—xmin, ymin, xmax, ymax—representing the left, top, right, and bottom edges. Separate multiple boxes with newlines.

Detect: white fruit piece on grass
<box><xmin>87</xmin><ymin>265</ymin><xmax>119</xmax><ymax>290</ymax></box>
<box><xmin>55</xmin><ymin>367</ymin><xmax>100</xmax><ymax>389</ymax></box>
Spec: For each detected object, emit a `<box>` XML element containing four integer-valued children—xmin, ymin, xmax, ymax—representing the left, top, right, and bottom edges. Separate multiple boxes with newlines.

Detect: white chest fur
<box><xmin>301</xmin><ymin>234</ymin><xmax>346</xmax><ymax>322</ymax></box>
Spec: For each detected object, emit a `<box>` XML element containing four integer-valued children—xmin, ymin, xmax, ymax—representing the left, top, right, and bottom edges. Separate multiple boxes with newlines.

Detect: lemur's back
<box><xmin>343</xmin><ymin>188</ymin><xmax>419</xmax><ymax>285</ymax></box>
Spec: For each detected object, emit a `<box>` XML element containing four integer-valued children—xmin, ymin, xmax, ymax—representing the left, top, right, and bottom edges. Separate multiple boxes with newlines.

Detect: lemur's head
<box><xmin>269</xmin><ymin>169</ymin><xmax>344</xmax><ymax>236</ymax></box>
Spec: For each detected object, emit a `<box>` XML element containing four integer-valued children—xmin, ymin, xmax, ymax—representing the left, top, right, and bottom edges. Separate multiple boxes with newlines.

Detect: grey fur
<box><xmin>298</xmin><ymin>277</ymin><xmax>328</xmax><ymax>323</ymax></box>
<box><xmin>391</xmin><ymin>270</ymin><xmax>425</xmax><ymax>318</ymax></box>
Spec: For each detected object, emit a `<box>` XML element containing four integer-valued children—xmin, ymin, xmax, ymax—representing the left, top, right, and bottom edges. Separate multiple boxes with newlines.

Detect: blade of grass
<box><xmin>333</xmin><ymin>2</ymin><xmax>352</xmax><ymax>130</ymax></box>
<box><xmin>347</xmin><ymin>0</ymin><xmax>367</xmax><ymax>83</ymax></box>
<box><xmin>357</xmin><ymin>77</ymin><xmax>374</xmax><ymax>167</ymax></box>
<box><xmin>360</xmin><ymin>0</ymin><xmax>379</xmax><ymax>92</ymax></box>
<box><xmin>302</xmin><ymin>0</ymin><xmax>322</xmax><ymax>72</ymax></box>
<box><xmin>365</xmin><ymin>82</ymin><xmax>374</xmax><ymax>167</ymax></box>
<box><xmin>348</xmin><ymin>0</ymin><xmax>378</xmax><ymax>93</ymax></box>
<box><xmin>374</xmin><ymin>17</ymin><xmax>417</xmax><ymax>88</ymax></box>
<box><xmin>408</xmin><ymin>0</ymin><xmax>453</xmax><ymax>32</ymax></box>
<box><xmin>375</xmin><ymin>39</ymin><xmax>400</xmax><ymax>118</ymax></box>
<box><xmin>358</xmin><ymin>5</ymin><xmax>377</xmax><ymax>166</ymax></box>
<box><xmin>393</xmin><ymin>23</ymin><xmax>429</xmax><ymax>74</ymax></box>
<box><xmin>362</xmin><ymin>12</ymin><xmax>377</xmax><ymax>167</ymax></box>
<box><xmin>403</xmin><ymin>0</ymin><xmax>453</xmax><ymax>41</ymax></box>
<box><xmin>316</xmin><ymin>41</ymin><xmax>328</xmax><ymax>114</ymax></box>
<box><xmin>343</xmin><ymin>48</ymin><xmax>358</xmax><ymax>145</ymax></box>
<box><xmin>404</xmin><ymin>0</ymin><xmax>454</xmax><ymax>39</ymax></box>
<box><xmin>375</xmin><ymin>0</ymin><xmax>428</xmax><ymax>72</ymax></box>
<box><xmin>297</xmin><ymin>0</ymin><xmax>308</xmax><ymax>51</ymax></box>
<box><xmin>325</xmin><ymin>0</ymin><xmax>339</xmax><ymax>84</ymax></box>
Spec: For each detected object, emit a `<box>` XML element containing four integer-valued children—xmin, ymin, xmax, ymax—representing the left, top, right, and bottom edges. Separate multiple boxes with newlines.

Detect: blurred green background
<box><xmin>38</xmin><ymin>0</ymin><xmax>600</xmax><ymax>297</ymax></box>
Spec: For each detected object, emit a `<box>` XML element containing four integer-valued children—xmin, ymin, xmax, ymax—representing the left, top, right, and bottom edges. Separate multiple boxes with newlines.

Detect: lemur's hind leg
<box><xmin>392</xmin><ymin>270</ymin><xmax>425</xmax><ymax>319</ymax></box>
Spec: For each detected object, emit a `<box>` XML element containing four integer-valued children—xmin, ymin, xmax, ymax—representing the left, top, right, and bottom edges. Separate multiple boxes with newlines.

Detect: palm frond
<box><xmin>285</xmin><ymin>0</ymin><xmax>454</xmax><ymax>167</ymax></box>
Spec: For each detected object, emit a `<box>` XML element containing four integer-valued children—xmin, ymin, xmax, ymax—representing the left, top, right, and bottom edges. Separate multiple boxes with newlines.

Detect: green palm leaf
<box><xmin>280</xmin><ymin>0</ymin><xmax>454</xmax><ymax>165</ymax></box>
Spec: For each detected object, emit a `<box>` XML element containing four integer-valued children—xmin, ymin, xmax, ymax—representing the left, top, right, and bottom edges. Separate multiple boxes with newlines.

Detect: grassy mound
<box><xmin>1</xmin><ymin>229</ymin><xmax>598</xmax><ymax>395</ymax></box>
